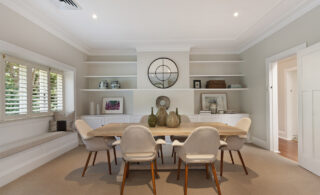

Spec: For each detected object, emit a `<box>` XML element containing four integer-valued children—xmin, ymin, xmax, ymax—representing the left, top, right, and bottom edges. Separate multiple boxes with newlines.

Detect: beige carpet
<box><xmin>0</xmin><ymin>144</ymin><xmax>319</xmax><ymax>195</ymax></box>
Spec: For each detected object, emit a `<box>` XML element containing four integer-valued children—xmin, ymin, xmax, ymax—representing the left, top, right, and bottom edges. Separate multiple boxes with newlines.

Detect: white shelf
<box><xmin>190</xmin><ymin>74</ymin><xmax>244</xmax><ymax>77</ymax></box>
<box><xmin>190</xmin><ymin>60</ymin><xmax>243</xmax><ymax>64</ymax></box>
<box><xmin>194</xmin><ymin>88</ymin><xmax>248</xmax><ymax>91</ymax></box>
<box><xmin>80</xmin><ymin>88</ymin><xmax>248</xmax><ymax>92</ymax></box>
<box><xmin>83</xmin><ymin>75</ymin><xmax>137</xmax><ymax>78</ymax></box>
<box><xmin>80</xmin><ymin>89</ymin><xmax>136</xmax><ymax>92</ymax></box>
<box><xmin>84</xmin><ymin>61</ymin><xmax>137</xmax><ymax>65</ymax></box>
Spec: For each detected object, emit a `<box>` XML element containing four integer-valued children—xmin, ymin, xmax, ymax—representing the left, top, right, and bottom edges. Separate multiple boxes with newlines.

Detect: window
<box><xmin>1</xmin><ymin>54</ymin><xmax>65</xmax><ymax>121</ymax></box>
<box><xmin>32</xmin><ymin>68</ymin><xmax>49</xmax><ymax>113</ymax></box>
<box><xmin>5</xmin><ymin>61</ymin><xmax>28</xmax><ymax>115</ymax></box>
<box><xmin>50</xmin><ymin>72</ymin><xmax>63</xmax><ymax>111</ymax></box>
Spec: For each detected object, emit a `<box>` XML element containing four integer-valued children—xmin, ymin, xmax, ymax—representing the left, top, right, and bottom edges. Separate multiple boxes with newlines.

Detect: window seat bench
<box><xmin>0</xmin><ymin>131</ymin><xmax>78</xmax><ymax>187</ymax></box>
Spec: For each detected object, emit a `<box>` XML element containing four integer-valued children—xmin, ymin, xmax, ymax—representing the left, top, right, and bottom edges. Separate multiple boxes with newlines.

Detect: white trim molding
<box><xmin>251</xmin><ymin>136</ymin><xmax>269</xmax><ymax>150</ymax></box>
<box><xmin>265</xmin><ymin>43</ymin><xmax>306</xmax><ymax>152</ymax></box>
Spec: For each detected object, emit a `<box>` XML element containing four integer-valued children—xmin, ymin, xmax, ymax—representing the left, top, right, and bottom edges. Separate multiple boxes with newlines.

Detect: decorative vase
<box><xmin>156</xmin><ymin>106</ymin><xmax>168</xmax><ymax>126</ymax></box>
<box><xmin>210</xmin><ymin>103</ymin><xmax>217</xmax><ymax>114</ymax></box>
<box><xmin>176</xmin><ymin>108</ymin><xmax>181</xmax><ymax>125</ymax></box>
<box><xmin>148</xmin><ymin>107</ymin><xmax>157</xmax><ymax>127</ymax></box>
<box><xmin>166</xmin><ymin>111</ymin><xmax>180</xmax><ymax>128</ymax></box>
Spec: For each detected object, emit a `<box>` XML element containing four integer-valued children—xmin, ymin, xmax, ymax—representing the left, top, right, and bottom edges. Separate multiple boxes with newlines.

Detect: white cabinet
<box><xmin>81</xmin><ymin>114</ymin><xmax>249</xmax><ymax>129</ymax></box>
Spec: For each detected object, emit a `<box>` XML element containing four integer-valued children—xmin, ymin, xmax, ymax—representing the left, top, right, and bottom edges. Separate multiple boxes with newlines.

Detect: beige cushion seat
<box><xmin>0</xmin><ymin>132</ymin><xmax>69</xmax><ymax>159</ymax></box>
<box><xmin>123</xmin><ymin>152</ymin><xmax>157</xmax><ymax>162</ymax></box>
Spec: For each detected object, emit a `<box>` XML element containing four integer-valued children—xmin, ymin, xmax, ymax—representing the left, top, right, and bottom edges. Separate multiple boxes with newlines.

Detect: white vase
<box><xmin>89</xmin><ymin>101</ymin><xmax>95</xmax><ymax>115</ymax></box>
<box><xmin>96</xmin><ymin>104</ymin><xmax>101</xmax><ymax>115</ymax></box>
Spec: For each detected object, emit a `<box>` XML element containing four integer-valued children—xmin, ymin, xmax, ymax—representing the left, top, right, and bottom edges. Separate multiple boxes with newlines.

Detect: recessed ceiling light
<box><xmin>92</xmin><ymin>14</ymin><xmax>98</xmax><ymax>20</ymax></box>
<box><xmin>233</xmin><ymin>12</ymin><xmax>239</xmax><ymax>18</ymax></box>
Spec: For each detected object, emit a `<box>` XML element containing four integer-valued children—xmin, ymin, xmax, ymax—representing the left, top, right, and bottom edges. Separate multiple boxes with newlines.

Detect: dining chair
<box><xmin>140</xmin><ymin>115</ymin><xmax>165</xmax><ymax>164</ymax></box>
<box><xmin>173</xmin><ymin>126</ymin><xmax>222</xmax><ymax>195</ymax></box>
<box><xmin>75</xmin><ymin>120</ymin><xmax>117</xmax><ymax>176</ymax></box>
<box><xmin>171</xmin><ymin>119</ymin><xmax>226</xmax><ymax>164</ymax></box>
<box><xmin>120</xmin><ymin>125</ymin><xmax>162</xmax><ymax>195</ymax></box>
<box><xmin>219</xmin><ymin>118</ymin><xmax>251</xmax><ymax>176</ymax></box>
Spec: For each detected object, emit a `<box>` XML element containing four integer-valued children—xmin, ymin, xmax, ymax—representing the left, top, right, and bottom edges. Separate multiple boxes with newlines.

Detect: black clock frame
<box><xmin>147</xmin><ymin>57</ymin><xmax>179</xmax><ymax>89</ymax></box>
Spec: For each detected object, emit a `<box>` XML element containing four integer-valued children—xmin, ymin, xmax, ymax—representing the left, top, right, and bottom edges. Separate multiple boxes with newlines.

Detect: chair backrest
<box><xmin>75</xmin><ymin>120</ymin><xmax>93</xmax><ymax>140</ymax></box>
<box><xmin>183</xmin><ymin>127</ymin><xmax>220</xmax><ymax>156</ymax></box>
<box><xmin>139</xmin><ymin>115</ymin><xmax>148</xmax><ymax>123</ymax></box>
<box><xmin>236</xmin><ymin>118</ymin><xmax>251</xmax><ymax>133</ymax></box>
<box><xmin>120</xmin><ymin>125</ymin><xmax>156</xmax><ymax>154</ymax></box>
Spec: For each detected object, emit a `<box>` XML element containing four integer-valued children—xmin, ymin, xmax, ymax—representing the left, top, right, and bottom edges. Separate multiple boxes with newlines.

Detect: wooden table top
<box><xmin>88</xmin><ymin>122</ymin><xmax>247</xmax><ymax>137</ymax></box>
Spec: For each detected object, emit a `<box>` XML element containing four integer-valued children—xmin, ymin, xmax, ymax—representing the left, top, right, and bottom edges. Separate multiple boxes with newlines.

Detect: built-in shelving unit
<box><xmin>189</xmin><ymin>60</ymin><xmax>243</xmax><ymax>64</ymax></box>
<box><xmin>80</xmin><ymin>88</ymin><xmax>248</xmax><ymax>92</ymax></box>
<box><xmin>189</xmin><ymin>74</ymin><xmax>244</xmax><ymax>78</ymax></box>
<box><xmin>83</xmin><ymin>75</ymin><xmax>137</xmax><ymax>78</ymax></box>
<box><xmin>83</xmin><ymin>61</ymin><xmax>137</xmax><ymax>65</ymax></box>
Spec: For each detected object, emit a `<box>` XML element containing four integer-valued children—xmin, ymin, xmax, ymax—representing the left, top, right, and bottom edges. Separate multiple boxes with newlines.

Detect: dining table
<box><xmin>88</xmin><ymin>122</ymin><xmax>247</xmax><ymax>182</ymax></box>
<box><xmin>88</xmin><ymin>122</ymin><xmax>247</xmax><ymax>137</ymax></box>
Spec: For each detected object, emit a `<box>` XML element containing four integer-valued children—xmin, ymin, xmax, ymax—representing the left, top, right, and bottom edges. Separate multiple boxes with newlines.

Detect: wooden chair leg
<box><xmin>184</xmin><ymin>164</ymin><xmax>188</xmax><ymax>195</ymax></box>
<box><xmin>205</xmin><ymin>164</ymin><xmax>210</xmax><ymax>179</ymax></box>
<box><xmin>150</xmin><ymin>161</ymin><xmax>157</xmax><ymax>195</ymax></box>
<box><xmin>92</xmin><ymin>151</ymin><xmax>98</xmax><ymax>166</ymax></box>
<box><xmin>126</xmin><ymin>163</ymin><xmax>130</xmax><ymax>178</ymax></box>
<box><xmin>177</xmin><ymin>158</ymin><xmax>182</xmax><ymax>180</ymax></box>
<box><xmin>107</xmin><ymin>150</ymin><xmax>112</xmax><ymax>175</ymax></box>
<box><xmin>82</xmin><ymin>151</ymin><xmax>92</xmax><ymax>177</ymax></box>
<box><xmin>220</xmin><ymin>150</ymin><xmax>224</xmax><ymax>177</ymax></box>
<box><xmin>237</xmin><ymin>150</ymin><xmax>248</xmax><ymax>175</ymax></box>
<box><xmin>229</xmin><ymin>150</ymin><xmax>234</xmax><ymax>164</ymax></box>
<box><xmin>121</xmin><ymin>162</ymin><xmax>129</xmax><ymax>195</ymax></box>
<box><xmin>171</xmin><ymin>147</ymin><xmax>175</xmax><ymax>157</ymax></box>
<box><xmin>211</xmin><ymin>163</ymin><xmax>222</xmax><ymax>195</ymax></box>
<box><xmin>174</xmin><ymin>151</ymin><xmax>176</xmax><ymax>164</ymax></box>
<box><xmin>160</xmin><ymin>145</ymin><xmax>164</xmax><ymax>164</ymax></box>
<box><xmin>113</xmin><ymin>146</ymin><xmax>118</xmax><ymax>165</ymax></box>
<box><xmin>154</xmin><ymin>159</ymin><xmax>159</xmax><ymax>177</ymax></box>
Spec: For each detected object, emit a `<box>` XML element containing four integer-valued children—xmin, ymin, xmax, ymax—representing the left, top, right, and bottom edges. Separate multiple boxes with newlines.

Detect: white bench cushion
<box><xmin>0</xmin><ymin>132</ymin><xmax>71</xmax><ymax>159</ymax></box>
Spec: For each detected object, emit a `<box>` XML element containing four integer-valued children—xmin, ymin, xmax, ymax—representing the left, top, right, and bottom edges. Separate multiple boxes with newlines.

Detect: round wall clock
<box><xmin>148</xmin><ymin>57</ymin><xmax>179</xmax><ymax>89</ymax></box>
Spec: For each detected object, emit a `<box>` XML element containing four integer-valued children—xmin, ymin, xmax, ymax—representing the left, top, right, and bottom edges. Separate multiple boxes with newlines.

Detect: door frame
<box><xmin>285</xmin><ymin>67</ymin><xmax>298</xmax><ymax>140</ymax></box>
<box><xmin>266</xmin><ymin>43</ymin><xmax>306</xmax><ymax>152</ymax></box>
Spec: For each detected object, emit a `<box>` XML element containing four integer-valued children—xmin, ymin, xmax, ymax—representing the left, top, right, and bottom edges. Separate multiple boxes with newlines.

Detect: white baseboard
<box><xmin>251</xmin><ymin>136</ymin><xmax>268</xmax><ymax>149</ymax></box>
<box><xmin>0</xmin><ymin>133</ymin><xmax>78</xmax><ymax>187</ymax></box>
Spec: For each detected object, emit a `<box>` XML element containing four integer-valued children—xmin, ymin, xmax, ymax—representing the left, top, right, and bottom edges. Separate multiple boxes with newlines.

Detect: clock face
<box><xmin>148</xmin><ymin>58</ymin><xmax>179</xmax><ymax>89</ymax></box>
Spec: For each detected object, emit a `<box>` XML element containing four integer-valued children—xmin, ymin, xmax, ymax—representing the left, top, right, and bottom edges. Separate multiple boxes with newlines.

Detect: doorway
<box><xmin>277</xmin><ymin>56</ymin><xmax>298</xmax><ymax>161</ymax></box>
<box><xmin>266</xmin><ymin>43</ymin><xmax>306</xmax><ymax>159</ymax></box>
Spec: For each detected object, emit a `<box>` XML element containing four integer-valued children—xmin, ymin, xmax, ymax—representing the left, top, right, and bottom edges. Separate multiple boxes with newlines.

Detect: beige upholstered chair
<box><xmin>173</xmin><ymin>127</ymin><xmax>222</xmax><ymax>195</ymax></box>
<box><xmin>140</xmin><ymin>115</ymin><xmax>165</xmax><ymax>164</ymax></box>
<box><xmin>120</xmin><ymin>125</ymin><xmax>161</xmax><ymax>195</ymax></box>
<box><xmin>219</xmin><ymin>118</ymin><xmax>251</xmax><ymax>176</ymax></box>
<box><xmin>75</xmin><ymin>120</ymin><xmax>117</xmax><ymax>176</ymax></box>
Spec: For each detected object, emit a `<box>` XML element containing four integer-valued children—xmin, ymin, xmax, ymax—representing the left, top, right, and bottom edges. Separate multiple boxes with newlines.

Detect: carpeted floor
<box><xmin>0</xmin><ymin>144</ymin><xmax>319</xmax><ymax>195</ymax></box>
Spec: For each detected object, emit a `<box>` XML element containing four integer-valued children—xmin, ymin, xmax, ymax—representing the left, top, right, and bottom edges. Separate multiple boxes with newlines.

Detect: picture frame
<box><xmin>201</xmin><ymin>94</ymin><xmax>227</xmax><ymax>111</ymax></box>
<box><xmin>102</xmin><ymin>97</ymin><xmax>124</xmax><ymax>114</ymax></box>
<box><xmin>193</xmin><ymin>80</ymin><xmax>201</xmax><ymax>89</ymax></box>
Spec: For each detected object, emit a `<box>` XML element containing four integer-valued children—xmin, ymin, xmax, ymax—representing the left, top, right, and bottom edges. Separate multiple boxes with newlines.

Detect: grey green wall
<box><xmin>240</xmin><ymin>5</ymin><xmax>320</xmax><ymax>148</ymax></box>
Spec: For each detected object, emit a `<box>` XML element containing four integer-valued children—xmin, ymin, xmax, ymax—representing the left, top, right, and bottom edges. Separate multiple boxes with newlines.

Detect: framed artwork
<box><xmin>193</xmin><ymin>80</ymin><xmax>201</xmax><ymax>89</ymax></box>
<box><xmin>201</xmin><ymin>94</ymin><xmax>227</xmax><ymax>111</ymax></box>
<box><xmin>102</xmin><ymin>97</ymin><xmax>123</xmax><ymax>114</ymax></box>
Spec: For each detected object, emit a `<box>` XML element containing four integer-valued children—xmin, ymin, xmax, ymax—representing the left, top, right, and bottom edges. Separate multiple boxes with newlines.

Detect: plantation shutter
<box><xmin>50</xmin><ymin>72</ymin><xmax>63</xmax><ymax>111</ymax></box>
<box><xmin>5</xmin><ymin>61</ymin><xmax>28</xmax><ymax>115</ymax></box>
<box><xmin>32</xmin><ymin>68</ymin><xmax>49</xmax><ymax>113</ymax></box>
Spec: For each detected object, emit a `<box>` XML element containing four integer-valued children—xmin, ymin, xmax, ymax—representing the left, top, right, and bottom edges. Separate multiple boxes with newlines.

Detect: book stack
<box><xmin>206</xmin><ymin>80</ymin><xmax>226</xmax><ymax>88</ymax></box>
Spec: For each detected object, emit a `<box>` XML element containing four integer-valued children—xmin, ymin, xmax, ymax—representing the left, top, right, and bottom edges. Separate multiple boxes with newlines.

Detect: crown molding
<box><xmin>238</xmin><ymin>0</ymin><xmax>320</xmax><ymax>53</ymax></box>
<box><xmin>0</xmin><ymin>0</ymin><xmax>90</xmax><ymax>55</ymax></box>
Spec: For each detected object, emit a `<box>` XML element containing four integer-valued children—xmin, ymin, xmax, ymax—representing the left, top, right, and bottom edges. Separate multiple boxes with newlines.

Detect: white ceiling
<box><xmin>1</xmin><ymin>0</ymin><xmax>319</xmax><ymax>55</ymax></box>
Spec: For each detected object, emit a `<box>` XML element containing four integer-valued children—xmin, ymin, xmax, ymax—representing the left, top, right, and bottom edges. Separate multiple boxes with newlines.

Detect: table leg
<box><xmin>116</xmin><ymin>159</ymin><xmax>125</xmax><ymax>182</ymax></box>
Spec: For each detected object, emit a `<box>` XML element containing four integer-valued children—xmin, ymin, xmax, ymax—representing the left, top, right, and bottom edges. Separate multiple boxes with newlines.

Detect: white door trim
<box><xmin>265</xmin><ymin>43</ymin><xmax>306</xmax><ymax>152</ymax></box>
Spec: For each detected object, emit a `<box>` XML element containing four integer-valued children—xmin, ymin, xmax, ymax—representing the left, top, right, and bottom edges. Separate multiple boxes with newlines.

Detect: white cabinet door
<box><xmin>297</xmin><ymin>43</ymin><xmax>320</xmax><ymax>176</ymax></box>
<box><xmin>104</xmin><ymin>115</ymin><xmax>129</xmax><ymax>124</ymax></box>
